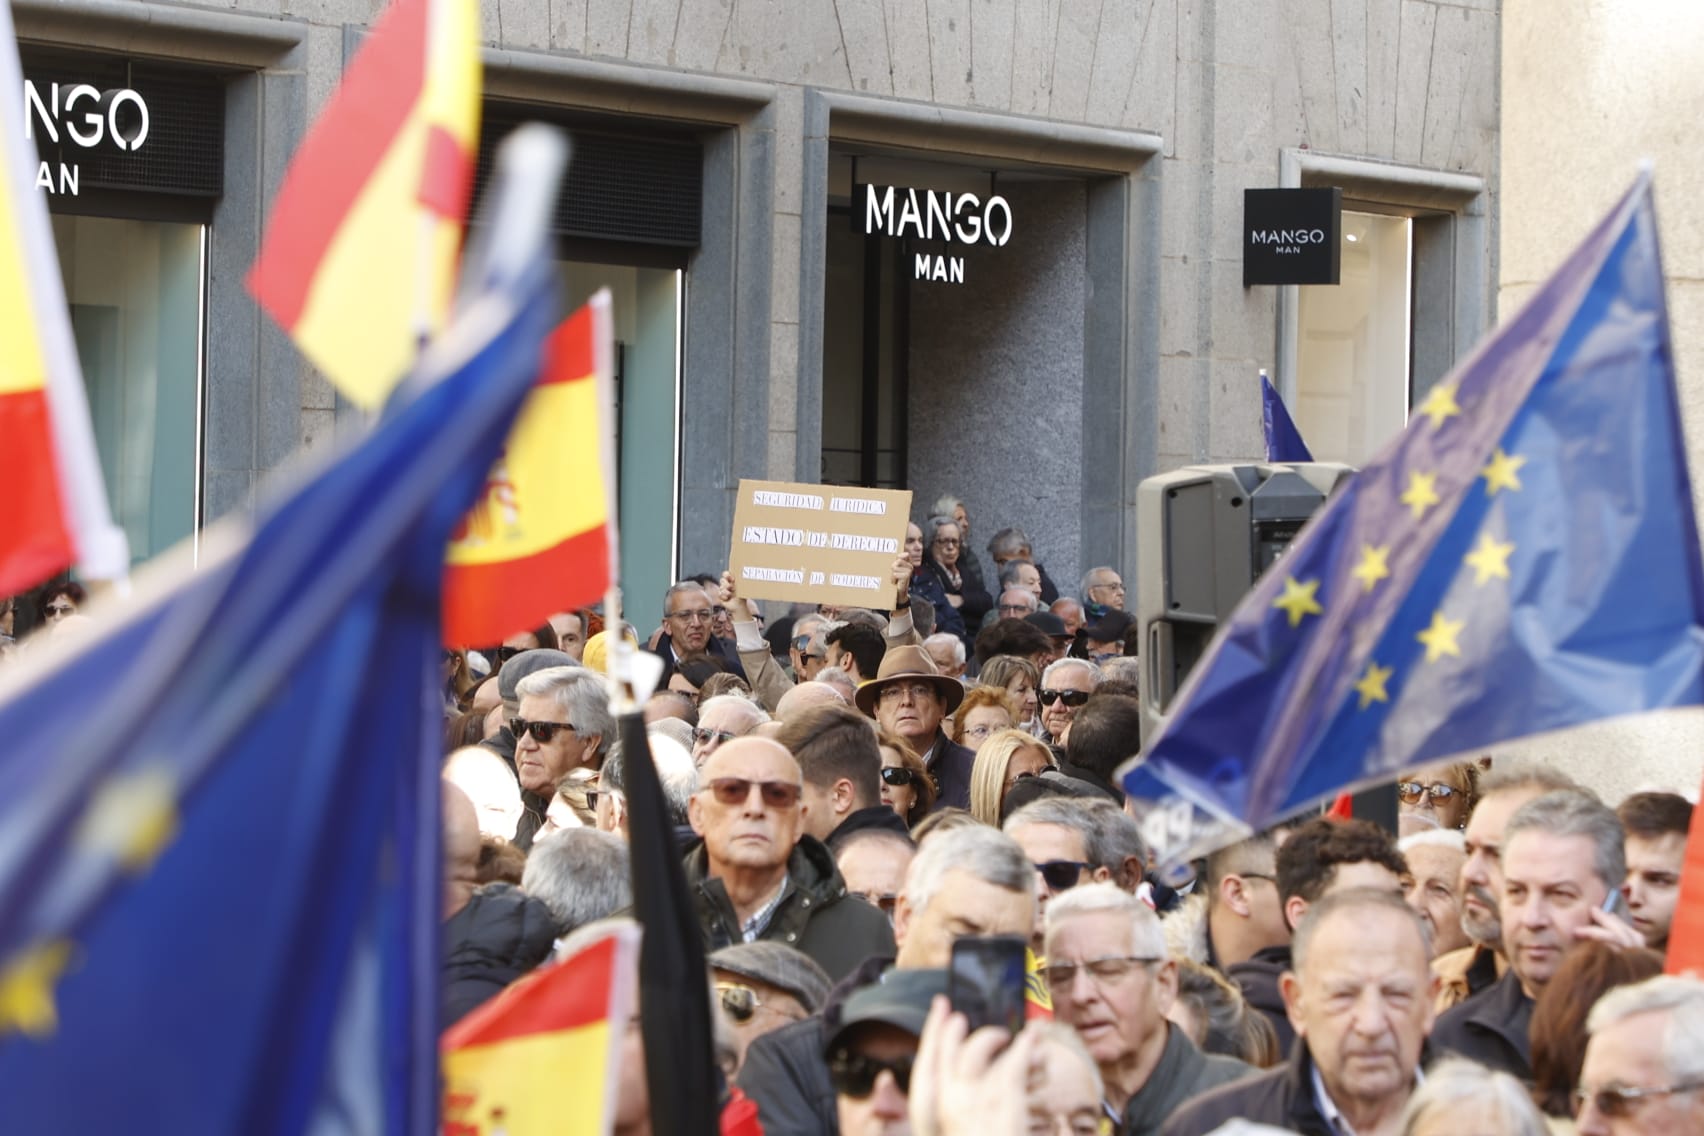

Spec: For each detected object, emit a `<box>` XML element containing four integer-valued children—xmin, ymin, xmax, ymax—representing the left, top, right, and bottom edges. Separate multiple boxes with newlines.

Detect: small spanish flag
<box><xmin>247</xmin><ymin>0</ymin><xmax>480</xmax><ymax>409</ymax></box>
<box><xmin>442</xmin><ymin>291</ymin><xmax>614</xmax><ymax>645</ymax></box>
<box><xmin>443</xmin><ymin>922</ymin><xmax>639</xmax><ymax>1135</ymax></box>
<box><xmin>0</xmin><ymin>0</ymin><xmax>126</xmax><ymax>593</ymax></box>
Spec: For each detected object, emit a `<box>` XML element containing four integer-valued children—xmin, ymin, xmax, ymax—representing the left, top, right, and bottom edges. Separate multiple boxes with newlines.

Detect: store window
<box><xmin>54</xmin><ymin>215</ymin><xmax>205</xmax><ymax>566</ymax></box>
<box><xmin>1294</xmin><ymin>211</ymin><xmax>1413</xmax><ymax>465</ymax></box>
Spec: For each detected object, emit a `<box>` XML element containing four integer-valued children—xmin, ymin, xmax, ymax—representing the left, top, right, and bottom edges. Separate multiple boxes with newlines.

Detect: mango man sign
<box><xmin>729</xmin><ymin>479</ymin><xmax>913</xmax><ymax>609</ymax></box>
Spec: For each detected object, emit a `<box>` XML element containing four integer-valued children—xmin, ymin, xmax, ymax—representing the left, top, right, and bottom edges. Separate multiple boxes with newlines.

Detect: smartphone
<box><xmin>948</xmin><ymin>935</ymin><xmax>1028</xmax><ymax>1034</ymax></box>
<box><xmin>1603</xmin><ymin>888</ymin><xmax>1633</xmax><ymax>922</ymax></box>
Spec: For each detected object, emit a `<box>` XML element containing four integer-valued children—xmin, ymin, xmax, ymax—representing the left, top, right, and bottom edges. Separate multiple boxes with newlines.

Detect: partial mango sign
<box><xmin>729</xmin><ymin>479</ymin><xmax>912</xmax><ymax>609</ymax></box>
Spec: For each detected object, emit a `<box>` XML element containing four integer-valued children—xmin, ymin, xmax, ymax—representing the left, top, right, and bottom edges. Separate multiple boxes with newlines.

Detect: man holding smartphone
<box><xmin>1431</xmin><ymin>789</ymin><xmax>1643</xmax><ymax>1080</ymax></box>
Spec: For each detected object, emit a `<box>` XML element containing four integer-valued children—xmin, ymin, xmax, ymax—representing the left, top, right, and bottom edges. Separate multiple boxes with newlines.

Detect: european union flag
<box><xmin>1126</xmin><ymin>173</ymin><xmax>1704</xmax><ymax>867</ymax></box>
<box><xmin>0</xmin><ymin>132</ymin><xmax>564</xmax><ymax>1132</ymax></box>
<box><xmin>1262</xmin><ymin>371</ymin><xmax>1314</xmax><ymax>463</ymax></box>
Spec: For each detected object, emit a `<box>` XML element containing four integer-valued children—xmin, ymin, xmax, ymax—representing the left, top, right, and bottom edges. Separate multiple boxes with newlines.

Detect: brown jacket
<box><xmin>1432</xmin><ymin>942</ymin><xmax>1505</xmax><ymax>1014</ymax></box>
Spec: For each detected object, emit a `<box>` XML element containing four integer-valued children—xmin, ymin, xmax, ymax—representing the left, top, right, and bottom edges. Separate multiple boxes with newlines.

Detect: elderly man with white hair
<box><xmin>1045</xmin><ymin>883</ymin><xmax>1249</xmax><ymax>1133</ymax></box>
<box><xmin>1577</xmin><ymin>974</ymin><xmax>1704</xmax><ymax>1135</ymax></box>
<box><xmin>690</xmin><ymin>693</ymin><xmax>770</xmax><ymax>766</ymax></box>
<box><xmin>921</xmin><ymin>632</ymin><xmax>967</xmax><ymax>680</ymax></box>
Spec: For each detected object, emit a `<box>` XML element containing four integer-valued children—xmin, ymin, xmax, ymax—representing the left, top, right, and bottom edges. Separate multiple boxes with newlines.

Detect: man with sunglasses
<box><xmin>686</xmin><ymin>736</ymin><xmax>894</xmax><ymax>981</ymax></box>
<box><xmin>1037</xmin><ymin>658</ymin><xmax>1099</xmax><ymax>748</ymax></box>
<box><xmin>1004</xmin><ymin>799</ymin><xmax>1113</xmax><ymax>953</ymax></box>
<box><xmin>711</xmin><ymin>942</ymin><xmax>832</xmax><ymax>1073</ymax></box>
<box><xmin>1045</xmin><ymin>884</ymin><xmax>1250</xmax><ymax>1134</ymax></box>
<box><xmin>1577</xmin><ymin>974</ymin><xmax>1704</xmax><ymax>1136</ymax></box>
<box><xmin>503</xmin><ymin>662</ymin><xmax>611</xmax><ymax>849</ymax></box>
<box><xmin>691</xmin><ymin>694</ymin><xmax>770</xmax><ymax>766</ymax></box>
<box><xmin>1164</xmin><ymin>889</ymin><xmax>1436</xmax><ymax>1136</ymax></box>
<box><xmin>856</xmin><ymin>645</ymin><xmax>976</xmax><ymax>811</ymax></box>
<box><xmin>826</xmin><ymin>968</ymin><xmax>949</xmax><ymax>1136</ymax></box>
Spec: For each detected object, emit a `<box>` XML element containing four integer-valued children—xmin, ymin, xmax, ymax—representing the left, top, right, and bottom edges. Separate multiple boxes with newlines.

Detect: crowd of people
<box><xmin>13</xmin><ymin>492</ymin><xmax>1702</xmax><ymax>1136</ymax></box>
<box><xmin>436</xmin><ymin>493</ymin><xmax>1701</xmax><ymax>1136</ymax></box>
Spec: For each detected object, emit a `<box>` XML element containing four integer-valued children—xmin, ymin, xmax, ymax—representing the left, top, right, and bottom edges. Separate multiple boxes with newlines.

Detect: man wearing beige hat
<box><xmin>854</xmin><ymin>644</ymin><xmax>974</xmax><ymax>812</ymax></box>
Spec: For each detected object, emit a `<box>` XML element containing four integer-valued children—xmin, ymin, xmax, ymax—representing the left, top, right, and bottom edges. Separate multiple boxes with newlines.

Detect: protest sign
<box><xmin>729</xmin><ymin>479</ymin><xmax>913</xmax><ymax>609</ymax></box>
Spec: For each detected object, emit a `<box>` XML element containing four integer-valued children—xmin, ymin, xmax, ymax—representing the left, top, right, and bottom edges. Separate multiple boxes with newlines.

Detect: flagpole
<box><xmin>587</xmin><ymin>290</ymin><xmax>634</xmax><ymax>708</ymax></box>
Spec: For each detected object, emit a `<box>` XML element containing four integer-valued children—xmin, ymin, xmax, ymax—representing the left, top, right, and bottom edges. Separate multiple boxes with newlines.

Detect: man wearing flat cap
<box><xmin>710</xmin><ymin>942</ymin><xmax>832</xmax><ymax>1072</ymax></box>
<box><xmin>854</xmin><ymin>645</ymin><xmax>975</xmax><ymax>812</ymax></box>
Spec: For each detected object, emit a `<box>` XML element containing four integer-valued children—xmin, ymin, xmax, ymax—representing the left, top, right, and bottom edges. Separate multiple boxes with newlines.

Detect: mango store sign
<box><xmin>855</xmin><ymin>183</ymin><xmax>1014</xmax><ymax>284</ymax></box>
<box><xmin>22</xmin><ymin>81</ymin><xmax>151</xmax><ymax>196</ymax></box>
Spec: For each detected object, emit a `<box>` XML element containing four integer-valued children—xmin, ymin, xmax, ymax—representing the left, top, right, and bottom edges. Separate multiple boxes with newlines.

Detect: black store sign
<box><xmin>1243</xmin><ymin>187</ymin><xmax>1342</xmax><ymax>286</ymax></box>
<box><xmin>20</xmin><ymin>52</ymin><xmax>225</xmax><ymax>202</ymax></box>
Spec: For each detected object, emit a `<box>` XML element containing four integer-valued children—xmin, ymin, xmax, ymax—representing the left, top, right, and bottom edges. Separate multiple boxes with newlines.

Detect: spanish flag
<box><xmin>442</xmin><ymin>291</ymin><xmax>614</xmax><ymax>645</ymax></box>
<box><xmin>443</xmin><ymin>922</ymin><xmax>638</xmax><ymax>1135</ymax></box>
<box><xmin>247</xmin><ymin>0</ymin><xmax>480</xmax><ymax>409</ymax></box>
<box><xmin>0</xmin><ymin>0</ymin><xmax>126</xmax><ymax>593</ymax></box>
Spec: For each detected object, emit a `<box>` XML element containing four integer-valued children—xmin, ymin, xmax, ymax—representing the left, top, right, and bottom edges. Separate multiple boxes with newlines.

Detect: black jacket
<box><xmin>1123</xmin><ymin>1024</ymin><xmax>1254</xmax><ymax>1136</ymax></box>
<box><xmin>1430</xmin><ymin>968</ymin><xmax>1533</xmax><ymax>1080</ymax></box>
<box><xmin>738</xmin><ymin>955</ymin><xmax>892</xmax><ymax>1136</ymax></box>
<box><xmin>1227</xmin><ymin>942</ymin><xmax>1296</xmax><ymax>1057</ymax></box>
<box><xmin>1160</xmin><ymin>1035</ymin><xmax>1337</xmax><ymax>1136</ymax></box>
<box><xmin>917</xmin><ymin>558</ymin><xmax>992</xmax><ymax>649</ymax></box>
<box><xmin>923</xmin><ymin>731</ymin><xmax>977</xmax><ymax>812</ymax></box>
<box><xmin>441</xmin><ymin>883</ymin><xmax>558</xmax><ymax>1027</ymax></box>
<box><xmin>825</xmin><ymin>804</ymin><xmax>914</xmax><ymax>851</ymax></box>
<box><xmin>684</xmin><ymin>835</ymin><xmax>895</xmax><ymax>981</ymax></box>
<box><xmin>648</xmin><ymin>630</ymin><xmax>749</xmax><ymax>689</ymax></box>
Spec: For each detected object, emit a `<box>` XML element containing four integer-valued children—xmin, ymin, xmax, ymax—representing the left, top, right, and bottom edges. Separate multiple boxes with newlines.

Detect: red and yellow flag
<box><xmin>247</xmin><ymin>0</ymin><xmax>480</xmax><ymax>409</ymax></box>
<box><xmin>442</xmin><ymin>921</ymin><xmax>638</xmax><ymax>1135</ymax></box>
<box><xmin>442</xmin><ymin>291</ymin><xmax>614</xmax><ymax>645</ymax></box>
<box><xmin>1665</xmin><ymin>771</ymin><xmax>1704</xmax><ymax>976</ymax></box>
<box><xmin>0</xmin><ymin>0</ymin><xmax>126</xmax><ymax>593</ymax></box>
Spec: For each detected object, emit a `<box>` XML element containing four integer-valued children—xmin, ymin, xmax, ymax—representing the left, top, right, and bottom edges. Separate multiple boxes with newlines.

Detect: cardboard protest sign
<box><xmin>729</xmin><ymin>479</ymin><xmax>913</xmax><ymax>609</ymax></box>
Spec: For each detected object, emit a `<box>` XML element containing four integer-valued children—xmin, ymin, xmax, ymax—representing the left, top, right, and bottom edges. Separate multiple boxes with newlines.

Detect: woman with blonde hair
<box><xmin>977</xmin><ymin>654</ymin><xmax>1041</xmax><ymax>733</ymax></box>
<box><xmin>950</xmin><ymin>686</ymin><xmax>1020</xmax><ymax>751</ymax></box>
<box><xmin>967</xmin><ymin>728</ymin><xmax>1055</xmax><ymax>826</ymax></box>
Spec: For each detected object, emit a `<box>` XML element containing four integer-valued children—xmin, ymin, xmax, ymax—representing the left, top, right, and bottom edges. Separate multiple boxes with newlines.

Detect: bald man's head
<box><xmin>690</xmin><ymin>737</ymin><xmax>806</xmax><ymax>877</ymax></box>
<box><xmin>443</xmin><ymin>781</ymin><xmax>482</xmax><ymax>920</ymax></box>
<box><xmin>775</xmin><ymin>680</ymin><xmax>848</xmax><ymax>722</ymax></box>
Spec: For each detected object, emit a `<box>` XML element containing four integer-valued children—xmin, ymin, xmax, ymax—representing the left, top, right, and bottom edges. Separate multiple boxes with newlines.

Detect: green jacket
<box><xmin>683</xmin><ymin>834</ymin><xmax>896</xmax><ymax>982</ymax></box>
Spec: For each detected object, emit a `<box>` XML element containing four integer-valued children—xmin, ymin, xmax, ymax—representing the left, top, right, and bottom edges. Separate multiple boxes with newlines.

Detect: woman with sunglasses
<box><xmin>966</xmin><ymin>728</ymin><xmax>1055</xmax><ymax>827</ymax></box>
<box><xmin>876</xmin><ymin>727</ymin><xmax>936</xmax><ymax>828</ymax></box>
<box><xmin>38</xmin><ymin>580</ymin><xmax>86</xmax><ymax>627</ymax></box>
<box><xmin>1395</xmin><ymin>759</ymin><xmax>1481</xmax><ymax>833</ymax></box>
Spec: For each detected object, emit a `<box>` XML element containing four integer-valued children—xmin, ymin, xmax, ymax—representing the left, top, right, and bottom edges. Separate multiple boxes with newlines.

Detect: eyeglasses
<box><xmin>878</xmin><ymin>682</ymin><xmax>937</xmax><ymax>704</ymax></box>
<box><xmin>855</xmin><ymin>891</ymin><xmax>899</xmax><ymax>917</ymax></box>
<box><xmin>998</xmin><ymin>604</ymin><xmax>1034</xmax><ymax>616</ymax></box>
<box><xmin>1006</xmin><ymin>768</ymin><xmax>1044</xmax><ymax>789</ymax></box>
<box><xmin>669</xmin><ymin>609</ymin><xmax>713</xmax><ymax>624</ymax></box>
<box><xmin>715</xmin><ymin>982</ymin><xmax>804</xmax><ymax>1025</ymax></box>
<box><xmin>828</xmin><ymin>1048</ymin><xmax>914</xmax><ymax>1097</ymax></box>
<box><xmin>1038</xmin><ymin>688</ymin><xmax>1090</xmax><ymax>708</ymax></box>
<box><xmin>1396</xmin><ymin>781</ymin><xmax>1460</xmax><ymax>805</ymax></box>
<box><xmin>1574</xmin><ymin>1081</ymin><xmax>1704</xmax><ymax>1119</ymax></box>
<box><xmin>933</xmin><ymin>537</ymin><xmax>960</xmax><ymax>547</ymax></box>
<box><xmin>1041</xmin><ymin>955</ymin><xmax>1161</xmax><ymax>991</ymax></box>
<box><xmin>704</xmin><ymin>777</ymin><xmax>802</xmax><ymax>809</ymax></box>
<box><xmin>963</xmin><ymin>722</ymin><xmax>1004</xmax><ymax>742</ymax></box>
<box><xmin>879</xmin><ymin>767</ymin><xmax>916</xmax><ymax>787</ymax></box>
<box><xmin>1034</xmin><ymin>859</ymin><xmax>1092</xmax><ymax>892</ymax></box>
<box><xmin>509</xmin><ymin>717</ymin><xmax>577</xmax><ymax>744</ymax></box>
<box><xmin>692</xmin><ymin>727</ymin><xmax>740</xmax><ymax>749</ymax></box>
<box><xmin>44</xmin><ymin>603</ymin><xmax>74</xmax><ymax>617</ymax></box>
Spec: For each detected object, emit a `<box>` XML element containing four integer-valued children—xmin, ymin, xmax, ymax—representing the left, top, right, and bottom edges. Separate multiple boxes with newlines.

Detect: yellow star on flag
<box><xmin>76</xmin><ymin>768</ymin><xmax>180</xmax><ymax>874</ymax></box>
<box><xmin>0</xmin><ymin>941</ymin><xmax>73</xmax><ymax>1039</ymax></box>
<box><xmin>1401</xmin><ymin>471</ymin><xmax>1441</xmax><ymax>520</ymax></box>
<box><xmin>1480</xmin><ymin>448</ymin><xmax>1527</xmax><ymax>496</ymax></box>
<box><xmin>1417</xmin><ymin>610</ymin><xmax>1465</xmax><ymax>663</ymax></box>
<box><xmin>1353</xmin><ymin>662</ymin><xmax>1393</xmax><ymax>709</ymax></box>
<box><xmin>1272</xmin><ymin>576</ymin><xmax>1324</xmax><ymax>628</ymax></box>
<box><xmin>1416</xmin><ymin>382</ymin><xmax>1462</xmax><ymax>429</ymax></box>
<box><xmin>1464</xmin><ymin>533</ymin><xmax>1515</xmax><ymax>585</ymax></box>
<box><xmin>1352</xmin><ymin>544</ymin><xmax>1392</xmax><ymax>593</ymax></box>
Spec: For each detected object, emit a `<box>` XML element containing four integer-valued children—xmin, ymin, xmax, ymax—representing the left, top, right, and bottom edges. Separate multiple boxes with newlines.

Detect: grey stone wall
<box><xmin>907</xmin><ymin>181</ymin><xmax>1088</xmax><ymax>590</ymax></box>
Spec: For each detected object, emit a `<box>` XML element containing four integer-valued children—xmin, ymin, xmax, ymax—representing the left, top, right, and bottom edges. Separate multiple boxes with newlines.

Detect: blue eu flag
<box><xmin>1262</xmin><ymin>371</ymin><xmax>1314</xmax><ymax>463</ymax></box>
<box><xmin>0</xmin><ymin>170</ymin><xmax>561</xmax><ymax>1128</ymax></box>
<box><xmin>1126</xmin><ymin>173</ymin><xmax>1704</xmax><ymax>866</ymax></box>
